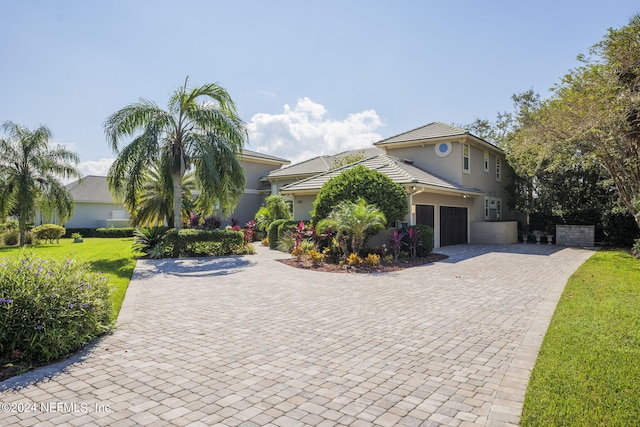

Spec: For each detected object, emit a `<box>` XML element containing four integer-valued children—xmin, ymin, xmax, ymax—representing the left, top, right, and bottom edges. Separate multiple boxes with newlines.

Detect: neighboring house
<box><xmin>43</xmin><ymin>150</ymin><xmax>290</xmax><ymax>229</ymax></box>
<box><xmin>218</xmin><ymin>149</ymin><xmax>290</xmax><ymax>225</ymax></box>
<box><xmin>279</xmin><ymin>122</ymin><xmax>516</xmax><ymax>248</ymax></box>
<box><xmin>266</xmin><ymin>147</ymin><xmax>382</xmax><ymax>194</ymax></box>
<box><xmin>53</xmin><ymin>175</ymin><xmax>132</xmax><ymax>229</ymax></box>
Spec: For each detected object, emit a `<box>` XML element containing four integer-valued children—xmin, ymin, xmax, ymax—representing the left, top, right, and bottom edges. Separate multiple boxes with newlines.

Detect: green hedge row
<box><xmin>164</xmin><ymin>229</ymin><xmax>245</xmax><ymax>257</ymax></box>
<box><xmin>267</xmin><ymin>219</ymin><xmax>289</xmax><ymax>249</ymax></box>
<box><xmin>63</xmin><ymin>228</ymin><xmax>135</xmax><ymax>238</ymax></box>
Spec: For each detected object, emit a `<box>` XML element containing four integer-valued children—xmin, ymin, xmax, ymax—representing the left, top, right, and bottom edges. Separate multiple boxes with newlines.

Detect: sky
<box><xmin>1</xmin><ymin>1</ymin><xmax>638</xmax><ymax>176</ymax></box>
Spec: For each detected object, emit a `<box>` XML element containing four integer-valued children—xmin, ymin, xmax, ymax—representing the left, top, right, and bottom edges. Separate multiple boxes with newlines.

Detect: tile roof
<box><xmin>375</xmin><ymin>122</ymin><xmax>469</xmax><ymax>145</ymax></box>
<box><xmin>240</xmin><ymin>149</ymin><xmax>290</xmax><ymax>164</ymax></box>
<box><xmin>66</xmin><ymin>176</ymin><xmax>119</xmax><ymax>203</ymax></box>
<box><xmin>280</xmin><ymin>154</ymin><xmax>483</xmax><ymax>195</ymax></box>
<box><xmin>268</xmin><ymin>147</ymin><xmax>383</xmax><ymax>178</ymax></box>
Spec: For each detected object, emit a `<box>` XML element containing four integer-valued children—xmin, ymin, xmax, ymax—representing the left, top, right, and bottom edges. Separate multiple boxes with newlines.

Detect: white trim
<box><xmin>496</xmin><ymin>157</ymin><xmax>502</xmax><ymax>182</ymax></box>
<box><xmin>483</xmin><ymin>151</ymin><xmax>489</xmax><ymax>173</ymax></box>
<box><xmin>462</xmin><ymin>143</ymin><xmax>470</xmax><ymax>174</ymax></box>
<box><xmin>435</xmin><ymin>141</ymin><xmax>452</xmax><ymax>157</ymax></box>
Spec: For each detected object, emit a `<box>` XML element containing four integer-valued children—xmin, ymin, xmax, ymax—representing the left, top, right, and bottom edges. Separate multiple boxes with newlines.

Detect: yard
<box><xmin>521</xmin><ymin>249</ymin><xmax>640</xmax><ymax>425</ymax></box>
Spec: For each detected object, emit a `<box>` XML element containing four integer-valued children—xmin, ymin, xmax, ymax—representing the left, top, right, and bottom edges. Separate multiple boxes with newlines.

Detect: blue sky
<box><xmin>1</xmin><ymin>1</ymin><xmax>638</xmax><ymax>175</ymax></box>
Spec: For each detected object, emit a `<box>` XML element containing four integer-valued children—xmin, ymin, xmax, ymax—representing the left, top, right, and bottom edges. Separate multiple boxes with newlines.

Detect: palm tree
<box><xmin>254</xmin><ymin>194</ymin><xmax>292</xmax><ymax>231</ymax></box>
<box><xmin>132</xmin><ymin>157</ymin><xmax>196</xmax><ymax>227</ymax></box>
<box><xmin>318</xmin><ymin>198</ymin><xmax>386</xmax><ymax>256</ymax></box>
<box><xmin>104</xmin><ymin>77</ymin><xmax>247</xmax><ymax>230</ymax></box>
<box><xmin>0</xmin><ymin>122</ymin><xmax>81</xmax><ymax>246</ymax></box>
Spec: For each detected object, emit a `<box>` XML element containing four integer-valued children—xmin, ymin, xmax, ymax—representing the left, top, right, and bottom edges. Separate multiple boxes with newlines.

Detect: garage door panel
<box><xmin>440</xmin><ymin>206</ymin><xmax>467</xmax><ymax>246</ymax></box>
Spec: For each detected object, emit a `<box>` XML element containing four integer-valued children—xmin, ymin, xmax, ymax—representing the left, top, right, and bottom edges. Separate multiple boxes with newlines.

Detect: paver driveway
<box><xmin>0</xmin><ymin>244</ymin><xmax>595</xmax><ymax>427</ymax></box>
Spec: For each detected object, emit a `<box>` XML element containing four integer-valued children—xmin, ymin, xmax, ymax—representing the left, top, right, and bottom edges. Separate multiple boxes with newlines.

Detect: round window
<box><xmin>435</xmin><ymin>142</ymin><xmax>452</xmax><ymax>157</ymax></box>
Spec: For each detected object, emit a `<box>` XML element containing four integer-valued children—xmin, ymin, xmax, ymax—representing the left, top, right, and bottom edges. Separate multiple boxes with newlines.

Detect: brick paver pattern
<box><xmin>0</xmin><ymin>244</ymin><xmax>595</xmax><ymax>426</ymax></box>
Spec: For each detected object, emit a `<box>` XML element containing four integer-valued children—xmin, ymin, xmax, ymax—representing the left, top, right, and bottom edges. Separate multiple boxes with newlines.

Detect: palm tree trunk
<box><xmin>172</xmin><ymin>171</ymin><xmax>182</xmax><ymax>230</ymax></box>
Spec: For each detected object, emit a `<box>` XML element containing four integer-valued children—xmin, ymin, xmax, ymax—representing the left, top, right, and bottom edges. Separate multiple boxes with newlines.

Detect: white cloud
<box><xmin>79</xmin><ymin>158</ymin><xmax>114</xmax><ymax>177</ymax></box>
<box><xmin>247</xmin><ymin>97</ymin><xmax>384</xmax><ymax>164</ymax></box>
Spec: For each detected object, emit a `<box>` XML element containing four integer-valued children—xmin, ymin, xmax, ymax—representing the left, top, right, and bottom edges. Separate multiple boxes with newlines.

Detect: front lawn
<box><xmin>521</xmin><ymin>249</ymin><xmax>640</xmax><ymax>426</ymax></box>
<box><xmin>0</xmin><ymin>238</ymin><xmax>139</xmax><ymax>317</ymax></box>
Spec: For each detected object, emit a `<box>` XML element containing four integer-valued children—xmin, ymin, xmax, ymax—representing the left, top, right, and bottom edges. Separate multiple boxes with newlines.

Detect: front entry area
<box><xmin>416</xmin><ymin>204</ymin><xmax>468</xmax><ymax>247</ymax></box>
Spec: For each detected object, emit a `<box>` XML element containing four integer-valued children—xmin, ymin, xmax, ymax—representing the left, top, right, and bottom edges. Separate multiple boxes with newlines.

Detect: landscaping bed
<box><xmin>277</xmin><ymin>252</ymin><xmax>448</xmax><ymax>273</ymax></box>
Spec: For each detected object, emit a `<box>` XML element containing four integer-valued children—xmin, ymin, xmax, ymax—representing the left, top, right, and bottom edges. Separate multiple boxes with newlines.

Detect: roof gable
<box><xmin>268</xmin><ymin>147</ymin><xmax>383</xmax><ymax>179</ymax></box>
<box><xmin>66</xmin><ymin>176</ymin><xmax>119</xmax><ymax>204</ymax></box>
<box><xmin>375</xmin><ymin>122</ymin><xmax>468</xmax><ymax>145</ymax></box>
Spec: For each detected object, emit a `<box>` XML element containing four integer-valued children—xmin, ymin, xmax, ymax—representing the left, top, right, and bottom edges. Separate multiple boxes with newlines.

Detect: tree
<box><xmin>104</xmin><ymin>77</ymin><xmax>247</xmax><ymax>230</ymax></box>
<box><xmin>311</xmin><ymin>165</ymin><xmax>408</xmax><ymax>225</ymax></box>
<box><xmin>131</xmin><ymin>159</ymin><xmax>196</xmax><ymax>227</ymax></box>
<box><xmin>0</xmin><ymin>122</ymin><xmax>81</xmax><ymax>246</ymax></box>
<box><xmin>254</xmin><ymin>194</ymin><xmax>292</xmax><ymax>231</ymax></box>
<box><xmin>317</xmin><ymin>198</ymin><xmax>386</xmax><ymax>256</ymax></box>
<box><xmin>519</xmin><ymin>14</ymin><xmax>640</xmax><ymax>228</ymax></box>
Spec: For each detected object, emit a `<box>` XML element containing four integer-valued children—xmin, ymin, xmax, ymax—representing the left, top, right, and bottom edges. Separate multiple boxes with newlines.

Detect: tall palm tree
<box><xmin>318</xmin><ymin>198</ymin><xmax>386</xmax><ymax>256</ymax></box>
<box><xmin>104</xmin><ymin>77</ymin><xmax>247</xmax><ymax>230</ymax></box>
<box><xmin>0</xmin><ymin>122</ymin><xmax>81</xmax><ymax>246</ymax></box>
<box><xmin>132</xmin><ymin>157</ymin><xmax>196</xmax><ymax>227</ymax></box>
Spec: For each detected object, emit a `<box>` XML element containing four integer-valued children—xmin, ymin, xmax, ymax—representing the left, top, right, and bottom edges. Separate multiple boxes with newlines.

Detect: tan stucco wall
<box><xmin>471</xmin><ymin>221</ymin><xmax>518</xmax><ymax>244</ymax></box>
<box><xmin>383</xmin><ymin>143</ymin><xmax>464</xmax><ymax>184</ymax></box>
<box><xmin>291</xmin><ymin>195</ymin><xmax>316</xmax><ymax>221</ymax></box>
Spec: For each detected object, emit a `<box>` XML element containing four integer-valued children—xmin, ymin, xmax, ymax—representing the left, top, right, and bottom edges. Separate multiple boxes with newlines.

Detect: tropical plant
<box><xmin>311</xmin><ymin>165</ymin><xmax>407</xmax><ymax>225</ymax></box>
<box><xmin>131</xmin><ymin>160</ymin><xmax>196</xmax><ymax>227</ymax></box>
<box><xmin>0</xmin><ymin>122</ymin><xmax>81</xmax><ymax>246</ymax></box>
<box><xmin>318</xmin><ymin>198</ymin><xmax>386</xmax><ymax>256</ymax></box>
<box><xmin>254</xmin><ymin>194</ymin><xmax>292</xmax><ymax>231</ymax></box>
<box><xmin>132</xmin><ymin>226</ymin><xmax>169</xmax><ymax>256</ymax></box>
<box><xmin>104</xmin><ymin>77</ymin><xmax>247</xmax><ymax>231</ymax></box>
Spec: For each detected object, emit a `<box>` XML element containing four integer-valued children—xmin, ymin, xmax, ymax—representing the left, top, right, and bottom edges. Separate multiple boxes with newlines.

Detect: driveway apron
<box><xmin>0</xmin><ymin>244</ymin><xmax>595</xmax><ymax>426</ymax></box>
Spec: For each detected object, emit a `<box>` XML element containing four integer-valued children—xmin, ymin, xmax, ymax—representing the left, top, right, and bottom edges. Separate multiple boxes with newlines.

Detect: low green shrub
<box><xmin>632</xmin><ymin>238</ymin><xmax>640</xmax><ymax>258</ymax></box>
<box><xmin>164</xmin><ymin>229</ymin><xmax>244</xmax><ymax>257</ymax></box>
<box><xmin>0</xmin><ymin>252</ymin><xmax>113</xmax><ymax>365</ymax></box>
<box><xmin>406</xmin><ymin>225</ymin><xmax>434</xmax><ymax>256</ymax></box>
<box><xmin>3</xmin><ymin>230</ymin><xmax>19</xmax><ymax>246</ymax></box>
<box><xmin>132</xmin><ymin>227</ymin><xmax>169</xmax><ymax>257</ymax></box>
<box><xmin>32</xmin><ymin>224</ymin><xmax>66</xmax><ymax>243</ymax></box>
<box><xmin>268</xmin><ymin>219</ymin><xmax>288</xmax><ymax>249</ymax></box>
<box><xmin>0</xmin><ymin>220</ymin><xmax>18</xmax><ymax>232</ymax></box>
<box><xmin>95</xmin><ymin>227</ymin><xmax>135</xmax><ymax>238</ymax></box>
<box><xmin>64</xmin><ymin>228</ymin><xmax>98</xmax><ymax>238</ymax></box>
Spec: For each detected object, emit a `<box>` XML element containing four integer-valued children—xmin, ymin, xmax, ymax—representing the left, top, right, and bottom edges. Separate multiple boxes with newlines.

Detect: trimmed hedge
<box><xmin>32</xmin><ymin>224</ymin><xmax>66</xmax><ymax>243</ymax></box>
<box><xmin>95</xmin><ymin>227</ymin><xmax>135</xmax><ymax>238</ymax></box>
<box><xmin>268</xmin><ymin>219</ymin><xmax>289</xmax><ymax>249</ymax></box>
<box><xmin>164</xmin><ymin>229</ymin><xmax>244</xmax><ymax>257</ymax></box>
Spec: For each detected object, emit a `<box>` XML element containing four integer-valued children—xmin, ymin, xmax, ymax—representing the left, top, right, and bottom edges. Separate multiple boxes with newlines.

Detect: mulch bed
<box><xmin>276</xmin><ymin>253</ymin><xmax>448</xmax><ymax>273</ymax></box>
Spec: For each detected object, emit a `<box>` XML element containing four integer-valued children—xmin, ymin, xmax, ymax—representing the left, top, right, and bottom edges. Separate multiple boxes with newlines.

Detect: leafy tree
<box><xmin>254</xmin><ymin>194</ymin><xmax>292</xmax><ymax>231</ymax></box>
<box><xmin>131</xmin><ymin>158</ymin><xmax>195</xmax><ymax>228</ymax></box>
<box><xmin>311</xmin><ymin>165</ymin><xmax>408</xmax><ymax>225</ymax></box>
<box><xmin>331</xmin><ymin>151</ymin><xmax>367</xmax><ymax>169</ymax></box>
<box><xmin>517</xmin><ymin>14</ymin><xmax>640</xmax><ymax>228</ymax></box>
<box><xmin>0</xmin><ymin>122</ymin><xmax>80</xmax><ymax>246</ymax></box>
<box><xmin>104</xmin><ymin>77</ymin><xmax>247</xmax><ymax>230</ymax></box>
<box><xmin>317</xmin><ymin>198</ymin><xmax>386</xmax><ymax>256</ymax></box>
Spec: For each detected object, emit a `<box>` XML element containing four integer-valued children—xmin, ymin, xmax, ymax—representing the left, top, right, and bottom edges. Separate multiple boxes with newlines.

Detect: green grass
<box><xmin>521</xmin><ymin>249</ymin><xmax>640</xmax><ymax>426</ymax></box>
<box><xmin>0</xmin><ymin>238</ymin><xmax>140</xmax><ymax>317</ymax></box>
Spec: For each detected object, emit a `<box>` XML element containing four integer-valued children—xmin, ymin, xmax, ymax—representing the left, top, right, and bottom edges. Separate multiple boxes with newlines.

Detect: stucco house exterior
<box><xmin>45</xmin><ymin>175</ymin><xmax>132</xmax><ymax>229</ymax></box>
<box><xmin>54</xmin><ymin>149</ymin><xmax>290</xmax><ymax>229</ymax></box>
<box><xmin>277</xmin><ymin>122</ymin><xmax>517</xmax><ymax>248</ymax></box>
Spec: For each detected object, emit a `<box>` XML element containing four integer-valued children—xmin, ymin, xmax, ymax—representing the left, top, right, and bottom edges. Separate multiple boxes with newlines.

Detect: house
<box><xmin>278</xmin><ymin>122</ymin><xmax>517</xmax><ymax>248</ymax></box>
<box><xmin>218</xmin><ymin>149</ymin><xmax>290</xmax><ymax>225</ymax></box>
<box><xmin>54</xmin><ymin>149</ymin><xmax>290</xmax><ymax>229</ymax></box>
<box><xmin>52</xmin><ymin>175</ymin><xmax>132</xmax><ymax>229</ymax></box>
<box><xmin>266</xmin><ymin>147</ymin><xmax>383</xmax><ymax>194</ymax></box>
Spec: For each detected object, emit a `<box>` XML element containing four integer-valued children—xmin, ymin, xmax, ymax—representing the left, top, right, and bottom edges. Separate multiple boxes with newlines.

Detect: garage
<box><xmin>440</xmin><ymin>206</ymin><xmax>468</xmax><ymax>246</ymax></box>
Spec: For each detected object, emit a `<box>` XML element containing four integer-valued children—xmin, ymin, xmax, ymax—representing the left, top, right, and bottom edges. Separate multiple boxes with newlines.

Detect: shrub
<box><xmin>632</xmin><ymin>238</ymin><xmax>640</xmax><ymax>258</ymax></box>
<box><xmin>0</xmin><ymin>253</ymin><xmax>113</xmax><ymax>365</ymax></box>
<box><xmin>64</xmin><ymin>228</ymin><xmax>98</xmax><ymax>238</ymax></box>
<box><xmin>307</xmin><ymin>249</ymin><xmax>324</xmax><ymax>266</ymax></box>
<box><xmin>347</xmin><ymin>253</ymin><xmax>362</xmax><ymax>266</ymax></box>
<box><xmin>3</xmin><ymin>230</ymin><xmax>19</xmax><ymax>246</ymax></box>
<box><xmin>261</xmin><ymin>237</ymin><xmax>269</xmax><ymax>247</ymax></box>
<box><xmin>407</xmin><ymin>225</ymin><xmax>434</xmax><ymax>257</ymax></box>
<box><xmin>277</xmin><ymin>230</ymin><xmax>296</xmax><ymax>253</ymax></box>
<box><xmin>363</xmin><ymin>253</ymin><xmax>381</xmax><ymax>267</ymax></box>
<box><xmin>311</xmin><ymin>165</ymin><xmax>408</xmax><ymax>225</ymax></box>
<box><xmin>32</xmin><ymin>224</ymin><xmax>66</xmax><ymax>243</ymax></box>
<box><xmin>95</xmin><ymin>227</ymin><xmax>135</xmax><ymax>238</ymax></box>
<box><xmin>164</xmin><ymin>229</ymin><xmax>244</xmax><ymax>257</ymax></box>
<box><xmin>244</xmin><ymin>243</ymin><xmax>256</xmax><ymax>255</ymax></box>
<box><xmin>132</xmin><ymin>227</ymin><xmax>169</xmax><ymax>257</ymax></box>
<box><xmin>268</xmin><ymin>219</ymin><xmax>288</xmax><ymax>249</ymax></box>
<box><xmin>0</xmin><ymin>220</ymin><xmax>18</xmax><ymax>232</ymax></box>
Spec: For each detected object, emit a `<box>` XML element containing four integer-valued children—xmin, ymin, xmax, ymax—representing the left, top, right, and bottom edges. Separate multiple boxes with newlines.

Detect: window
<box><xmin>496</xmin><ymin>157</ymin><xmax>502</xmax><ymax>182</ymax></box>
<box><xmin>112</xmin><ymin>210</ymin><xmax>125</xmax><ymax>220</ymax></box>
<box><xmin>484</xmin><ymin>151</ymin><xmax>489</xmax><ymax>173</ymax></box>
<box><xmin>496</xmin><ymin>199</ymin><xmax>502</xmax><ymax>220</ymax></box>
<box><xmin>484</xmin><ymin>197</ymin><xmax>490</xmax><ymax>220</ymax></box>
<box><xmin>462</xmin><ymin>143</ymin><xmax>470</xmax><ymax>173</ymax></box>
<box><xmin>435</xmin><ymin>141</ymin><xmax>452</xmax><ymax>157</ymax></box>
